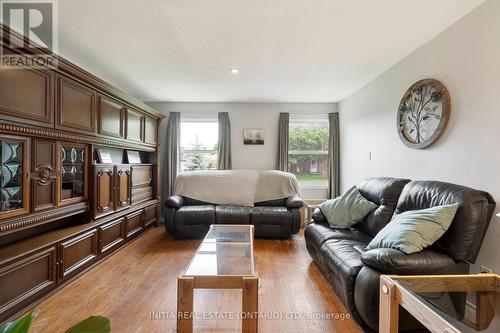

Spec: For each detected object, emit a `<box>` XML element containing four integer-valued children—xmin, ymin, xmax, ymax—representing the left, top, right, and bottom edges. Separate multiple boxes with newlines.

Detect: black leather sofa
<box><xmin>304</xmin><ymin>177</ymin><xmax>496</xmax><ymax>331</ymax></box>
<box><xmin>164</xmin><ymin>195</ymin><xmax>303</xmax><ymax>239</ymax></box>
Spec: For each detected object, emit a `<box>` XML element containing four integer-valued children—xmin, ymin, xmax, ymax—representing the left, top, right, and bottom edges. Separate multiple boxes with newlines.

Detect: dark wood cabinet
<box><xmin>125</xmin><ymin>109</ymin><xmax>144</xmax><ymax>142</ymax></box>
<box><xmin>0</xmin><ymin>246</ymin><xmax>57</xmax><ymax>318</ymax></box>
<box><xmin>144</xmin><ymin>116</ymin><xmax>158</xmax><ymax>145</ymax></box>
<box><xmin>143</xmin><ymin>204</ymin><xmax>158</xmax><ymax>228</ymax></box>
<box><xmin>94</xmin><ymin>165</ymin><xmax>115</xmax><ymax>219</ymax></box>
<box><xmin>98</xmin><ymin>217</ymin><xmax>125</xmax><ymax>255</ymax></box>
<box><xmin>125</xmin><ymin>211</ymin><xmax>143</xmax><ymax>239</ymax></box>
<box><xmin>94</xmin><ymin>164</ymin><xmax>133</xmax><ymax>219</ymax></box>
<box><xmin>56</xmin><ymin>75</ymin><xmax>96</xmax><ymax>135</ymax></box>
<box><xmin>31</xmin><ymin>140</ymin><xmax>57</xmax><ymax>211</ymax></box>
<box><xmin>0</xmin><ymin>25</ymin><xmax>162</xmax><ymax>322</ymax></box>
<box><xmin>116</xmin><ymin>165</ymin><xmax>131</xmax><ymax>211</ymax></box>
<box><xmin>98</xmin><ymin>95</ymin><xmax>124</xmax><ymax>139</ymax></box>
<box><xmin>57</xmin><ymin>229</ymin><xmax>98</xmax><ymax>283</ymax></box>
<box><xmin>0</xmin><ymin>68</ymin><xmax>54</xmax><ymax>128</ymax></box>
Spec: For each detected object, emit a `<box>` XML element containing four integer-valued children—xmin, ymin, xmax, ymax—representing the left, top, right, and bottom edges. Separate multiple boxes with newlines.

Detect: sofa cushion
<box><xmin>319</xmin><ymin>239</ymin><xmax>368</xmax><ymax>311</ymax></box>
<box><xmin>252</xmin><ymin>207</ymin><xmax>292</xmax><ymax>238</ymax></box>
<box><xmin>216</xmin><ymin>205</ymin><xmax>252</xmax><ymax>224</ymax></box>
<box><xmin>176</xmin><ymin>205</ymin><xmax>215</xmax><ymax>226</ymax></box>
<box><xmin>355</xmin><ymin>177</ymin><xmax>410</xmax><ymax>237</ymax></box>
<box><xmin>251</xmin><ymin>206</ymin><xmax>291</xmax><ymax>225</ymax></box>
<box><xmin>320</xmin><ymin>186</ymin><xmax>377</xmax><ymax>229</ymax></box>
<box><xmin>367</xmin><ymin>203</ymin><xmax>458</xmax><ymax>254</ymax></box>
<box><xmin>174</xmin><ymin>205</ymin><xmax>215</xmax><ymax>238</ymax></box>
<box><xmin>361</xmin><ymin>248</ymin><xmax>459</xmax><ymax>274</ymax></box>
<box><xmin>394</xmin><ymin>180</ymin><xmax>496</xmax><ymax>263</ymax></box>
<box><xmin>304</xmin><ymin>223</ymin><xmax>372</xmax><ymax>253</ymax></box>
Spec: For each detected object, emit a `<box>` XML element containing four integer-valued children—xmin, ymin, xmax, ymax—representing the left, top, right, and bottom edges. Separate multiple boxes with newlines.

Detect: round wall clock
<box><xmin>397</xmin><ymin>79</ymin><xmax>450</xmax><ymax>149</ymax></box>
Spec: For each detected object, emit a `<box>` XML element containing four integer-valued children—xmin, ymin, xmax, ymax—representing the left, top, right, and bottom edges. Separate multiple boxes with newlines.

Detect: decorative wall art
<box><xmin>243</xmin><ymin>129</ymin><xmax>265</xmax><ymax>145</ymax></box>
<box><xmin>397</xmin><ymin>79</ymin><xmax>450</xmax><ymax>149</ymax></box>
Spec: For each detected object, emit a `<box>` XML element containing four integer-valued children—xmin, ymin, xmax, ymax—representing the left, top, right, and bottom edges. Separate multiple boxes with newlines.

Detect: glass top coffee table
<box><xmin>177</xmin><ymin>225</ymin><xmax>258</xmax><ymax>333</ymax></box>
<box><xmin>379</xmin><ymin>274</ymin><xmax>500</xmax><ymax>333</ymax></box>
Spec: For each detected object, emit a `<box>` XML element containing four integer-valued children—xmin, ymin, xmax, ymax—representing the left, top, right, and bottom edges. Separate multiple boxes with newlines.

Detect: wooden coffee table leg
<box><xmin>177</xmin><ymin>276</ymin><xmax>194</xmax><ymax>333</ymax></box>
<box><xmin>379</xmin><ymin>276</ymin><xmax>399</xmax><ymax>333</ymax></box>
<box><xmin>242</xmin><ymin>276</ymin><xmax>258</xmax><ymax>333</ymax></box>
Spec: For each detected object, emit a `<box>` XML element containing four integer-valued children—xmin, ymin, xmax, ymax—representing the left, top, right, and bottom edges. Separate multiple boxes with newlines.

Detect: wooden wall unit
<box><xmin>0</xmin><ymin>24</ymin><xmax>163</xmax><ymax>322</ymax></box>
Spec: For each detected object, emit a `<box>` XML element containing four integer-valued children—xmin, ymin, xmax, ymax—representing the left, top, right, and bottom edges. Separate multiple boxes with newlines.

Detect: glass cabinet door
<box><xmin>0</xmin><ymin>136</ymin><xmax>29</xmax><ymax>218</ymax></box>
<box><xmin>57</xmin><ymin>142</ymin><xmax>88</xmax><ymax>205</ymax></box>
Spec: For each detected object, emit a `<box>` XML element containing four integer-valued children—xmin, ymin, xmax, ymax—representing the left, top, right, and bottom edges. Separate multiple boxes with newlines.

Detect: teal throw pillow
<box><xmin>366</xmin><ymin>203</ymin><xmax>459</xmax><ymax>254</ymax></box>
<box><xmin>319</xmin><ymin>186</ymin><xmax>377</xmax><ymax>229</ymax></box>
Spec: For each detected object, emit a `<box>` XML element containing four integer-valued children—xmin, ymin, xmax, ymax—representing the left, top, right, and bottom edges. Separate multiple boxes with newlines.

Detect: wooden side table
<box><xmin>304</xmin><ymin>199</ymin><xmax>326</xmax><ymax>225</ymax></box>
<box><xmin>379</xmin><ymin>274</ymin><xmax>499</xmax><ymax>333</ymax></box>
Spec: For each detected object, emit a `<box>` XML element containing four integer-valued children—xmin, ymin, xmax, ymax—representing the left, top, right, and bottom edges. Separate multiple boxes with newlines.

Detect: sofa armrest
<box><xmin>361</xmin><ymin>248</ymin><xmax>458</xmax><ymax>275</ymax></box>
<box><xmin>311</xmin><ymin>207</ymin><xmax>328</xmax><ymax>224</ymax></box>
<box><xmin>164</xmin><ymin>195</ymin><xmax>185</xmax><ymax>209</ymax></box>
<box><xmin>286</xmin><ymin>195</ymin><xmax>303</xmax><ymax>209</ymax></box>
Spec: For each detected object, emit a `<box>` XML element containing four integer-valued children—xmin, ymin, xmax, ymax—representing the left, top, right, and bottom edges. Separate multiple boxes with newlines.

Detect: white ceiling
<box><xmin>56</xmin><ymin>0</ymin><xmax>485</xmax><ymax>103</ymax></box>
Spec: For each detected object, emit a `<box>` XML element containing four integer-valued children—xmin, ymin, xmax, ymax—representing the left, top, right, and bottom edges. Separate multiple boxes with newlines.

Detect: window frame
<box><xmin>179</xmin><ymin>114</ymin><xmax>219</xmax><ymax>172</ymax></box>
<box><xmin>288</xmin><ymin>114</ymin><xmax>329</xmax><ymax>189</ymax></box>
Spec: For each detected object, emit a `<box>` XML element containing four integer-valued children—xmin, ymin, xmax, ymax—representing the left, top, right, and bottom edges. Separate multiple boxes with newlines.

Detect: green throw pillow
<box><xmin>319</xmin><ymin>186</ymin><xmax>377</xmax><ymax>229</ymax></box>
<box><xmin>366</xmin><ymin>203</ymin><xmax>459</xmax><ymax>254</ymax></box>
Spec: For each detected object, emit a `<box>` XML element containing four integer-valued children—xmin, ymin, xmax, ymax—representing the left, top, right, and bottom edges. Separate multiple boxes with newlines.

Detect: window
<box><xmin>288</xmin><ymin>115</ymin><xmax>329</xmax><ymax>187</ymax></box>
<box><xmin>180</xmin><ymin>116</ymin><xmax>218</xmax><ymax>172</ymax></box>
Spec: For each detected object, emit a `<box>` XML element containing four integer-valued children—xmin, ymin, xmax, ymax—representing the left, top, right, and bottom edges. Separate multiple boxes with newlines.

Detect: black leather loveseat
<box><xmin>164</xmin><ymin>195</ymin><xmax>303</xmax><ymax>239</ymax></box>
<box><xmin>305</xmin><ymin>177</ymin><xmax>495</xmax><ymax>331</ymax></box>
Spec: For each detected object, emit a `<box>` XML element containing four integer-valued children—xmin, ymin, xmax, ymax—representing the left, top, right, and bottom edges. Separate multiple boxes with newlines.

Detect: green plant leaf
<box><xmin>65</xmin><ymin>316</ymin><xmax>110</xmax><ymax>333</ymax></box>
<box><xmin>0</xmin><ymin>312</ymin><xmax>37</xmax><ymax>333</ymax></box>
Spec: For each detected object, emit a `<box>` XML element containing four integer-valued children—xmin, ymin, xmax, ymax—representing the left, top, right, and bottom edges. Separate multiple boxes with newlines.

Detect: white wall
<box><xmin>147</xmin><ymin>102</ymin><xmax>337</xmax><ymax>199</ymax></box>
<box><xmin>338</xmin><ymin>0</ymin><xmax>500</xmax><ymax>273</ymax></box>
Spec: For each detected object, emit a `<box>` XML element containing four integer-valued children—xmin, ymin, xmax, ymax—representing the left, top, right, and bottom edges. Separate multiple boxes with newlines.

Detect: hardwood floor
<box><xmin>26</xmin><ymin>226</ymin><xmax>363</xmax><ymax>333</ymax></box>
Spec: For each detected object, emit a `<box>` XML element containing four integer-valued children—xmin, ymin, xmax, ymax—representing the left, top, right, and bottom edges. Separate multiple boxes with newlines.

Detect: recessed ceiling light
<box><xmin>230</xmin><ymin>68</ymin><xmax>239</xmax><ymax>74</ymax></box>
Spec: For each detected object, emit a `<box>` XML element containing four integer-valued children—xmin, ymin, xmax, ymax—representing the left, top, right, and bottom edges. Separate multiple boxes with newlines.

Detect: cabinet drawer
<box><xmin>143</xmin><ymin>204</ymin><xmax>158</xmax><ymax>227</ymax></box>
<box><xmin>0</xmin><ymin>246</ymin><xmax>56</xmax><ymax>319</ymax></box>
<box><xmin>131</xmin><ymin>186</ymin><xmax>152</xmax><ymax>204</ymax></box>
<box><xmin>58</xmin><ymin>229</ymin><xmax>98</xmax><ymax>282</ymax></box>
<box><xmin>131</xmin><ymin>165</ymin><xmax>152</xmax><ymax>187</ymax></box>
<box><xmin>98</xmin><ymin>217</ymin><xmax>125</xmax><ymax>254</ymax></box>
<box><xmin>125</xmin><ymin>211</ymin><xmax>143</xmax><ymax>239</ymax></box>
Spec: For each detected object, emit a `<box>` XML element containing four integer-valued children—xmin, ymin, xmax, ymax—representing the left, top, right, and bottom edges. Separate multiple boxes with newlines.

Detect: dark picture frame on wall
<box><xmin>243</xmin><ymin>129</ymin><xmax>265</xmax><ymax>145</ymax></box>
